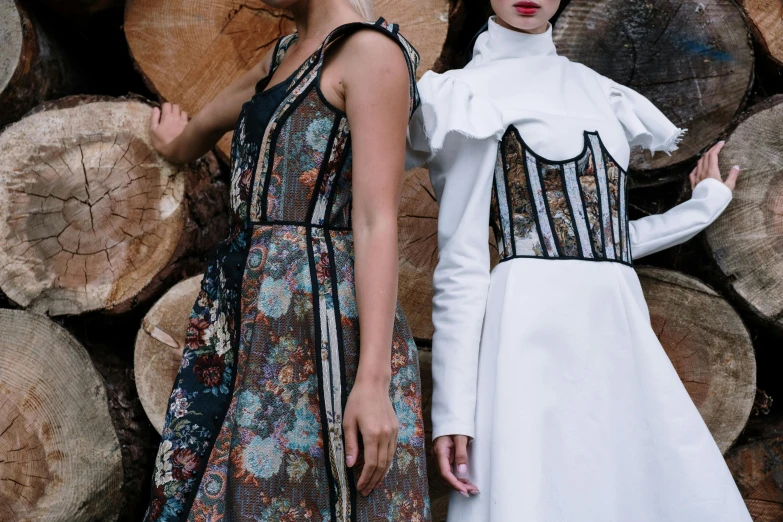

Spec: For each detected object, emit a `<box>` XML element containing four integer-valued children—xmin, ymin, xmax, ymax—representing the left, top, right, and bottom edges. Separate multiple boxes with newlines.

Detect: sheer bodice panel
<box><xmin>490</xmin><ymin>126</ymin><xmax>632</xmax><ymax>265</ymax></box>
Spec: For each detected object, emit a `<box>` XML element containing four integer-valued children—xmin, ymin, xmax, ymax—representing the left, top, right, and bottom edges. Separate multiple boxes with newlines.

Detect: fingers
<box><xmin>382</xmin><ymin>426</ymin><xmax>398</xmax><ymax>485</ymax></box>
<box><xmin>356</xmin><ymin>438</ymin><xmax>377</xmax><ymax>495</ymax></box>
<box><xmin>160</xmin><ymin>102</ymin><xmax>186</xmax><ymax>122</ymax></box>
<box><xmin>724</xmin><ymin>165</ymin><xmax>740</xmax><ymax>191</ymax></box>
<box><xmin>150</xmin><ymin>107</ymin><xmax>160</xmax><ymax>131</ymax></box>
<box><xmin>365</xmin><ymin>439</ymin><xmax>387</xmax><ymax>495</ymax></box>
<box><xmin>692</xmin><ymin>140</ymin><xmax>740</xmax><ymax>191</ymax></box>
<box><xmin>454</xmin><ymin>435</ymin><xmax>469</xmax><ymax>477</ymax></box>
<box><xmin>357</xmin><ymin>422</ymin><xmax>397</xmax><ymax>495</ymax></box>
<box><xmin>435</xmin><ymin>440</ymin><xmax>469</xmax><ymax>496</ymax></box>
<box><xmin>343</xmin><ymin>416</ymin><xmax>359</xmax><ymax>469</ymax></box>
<box><xmin>453</xmin><ymin>436</ymin><xmax>480</xmax><ymax>495</ymax></box>
<box><xmin>706</xmin><ymin>141</ymin><xmax>725</xmax><ymax>180</ymax></box>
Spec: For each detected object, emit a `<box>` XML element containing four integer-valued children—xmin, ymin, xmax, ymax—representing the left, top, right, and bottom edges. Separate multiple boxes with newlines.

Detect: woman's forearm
<box><xmin>352</xmin><ymin>216</ymin><xmax>399</xmax><ymax>388</ymax></box>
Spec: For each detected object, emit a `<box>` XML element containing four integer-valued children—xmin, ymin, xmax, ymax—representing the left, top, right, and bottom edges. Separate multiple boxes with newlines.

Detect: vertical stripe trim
<box><xmin>306</xmin><ymin>226</ymin><xmax>339</xmax><ymax>522</ymax></box>
<box><xmin>525</xmin><ymin>152</ymin><xmax>557</xmax><ymax>257</ymax></box>
<box><xmin>563</xmin><ymin>161</ymin><xmax>593</xmax><ymax>258</ymax></box>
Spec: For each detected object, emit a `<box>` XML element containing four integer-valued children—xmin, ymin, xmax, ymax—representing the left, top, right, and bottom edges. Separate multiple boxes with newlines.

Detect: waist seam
<box><xmin>247</xmin><ymin>219</ymin><xmax>352</xmax><ymax>232</ymax></box>
<box><xmin>497</xmin><ymin>254</ymin><xmax>633</xmax><ymax>267</ymax></box>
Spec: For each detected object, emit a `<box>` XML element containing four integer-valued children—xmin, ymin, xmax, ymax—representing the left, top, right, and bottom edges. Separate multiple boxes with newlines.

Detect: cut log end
<box><xmin>637</xmin><ymin>267</ymin><xmax>756</xmax><ymax>453</ymax></box>
<box><xmin>725</xmin><ymin>417</ymin><xmax>783</xmax><ymax>521</ymax></box>
<box><xmin>0</xmin><ymin>96</ymin><xmax>188</xmax><ymax>315</ymax></box>
<box><xmin>740</xmin><ymin>0</ymin><xmax>783</xmax><ymax>65</ymax></box>
<box><xmin>0</xmin><ymin>0</ymin><xmax>22</xmax><ymax>96</ymax></box>
<box><xmin>135</xmin><ymin>275</ymin><xmax>203</xmax><ymax>433</ymax></box>
<box><xmin>0</xmin><ymin>309</ymin><xmax>122</xmax><ymax>522</ymax></box>
<box><xmin>0</xmin><ymin>0</ymin><xmax>79</xmax><ymax>129</ymax></box>
<box><xmin>553</xmin><ymin>0</ymin><xmax>754</xmax><ymax>173</ymax></box>
<box><xmin>706</xmin><ymin>95</ymin><xmax>783</xmax><ymax>334</ymax></box>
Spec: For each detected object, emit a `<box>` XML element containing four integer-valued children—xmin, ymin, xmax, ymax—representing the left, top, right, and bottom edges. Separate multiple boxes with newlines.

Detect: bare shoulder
<box><xmin>337</xmin><ymin>29</ymin><xmax>408</xmax><ymax>76</ymax></box>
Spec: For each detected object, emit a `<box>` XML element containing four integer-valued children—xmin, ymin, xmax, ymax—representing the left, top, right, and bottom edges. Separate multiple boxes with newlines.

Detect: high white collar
<box><xmin>473</xmin><ymin>16</ymin><xmax>557</xmax><ymax>63</ymax></box>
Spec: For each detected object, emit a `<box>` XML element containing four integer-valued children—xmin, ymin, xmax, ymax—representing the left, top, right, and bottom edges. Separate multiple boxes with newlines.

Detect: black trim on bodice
<box><xmin>490</xmin><ymin>126</ymin><xmax>632</xmax><ymax>266</ymax></box>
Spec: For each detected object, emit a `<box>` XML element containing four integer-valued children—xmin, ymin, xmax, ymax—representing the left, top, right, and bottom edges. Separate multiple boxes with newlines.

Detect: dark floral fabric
<box><xmin>145</xmin><ymin>18</ymin><xmax>430</xmax><ymax>522</ymax></box>
<box><xmin>491</xmin><ymin>126</ymin><xmax>631</xmax><ymax>265</ymax></box>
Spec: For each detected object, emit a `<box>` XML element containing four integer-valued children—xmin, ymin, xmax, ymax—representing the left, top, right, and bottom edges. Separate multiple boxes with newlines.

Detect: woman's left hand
<box><xmin>343</xmin><ymin>379</ymin><xmax>399</xmax><ymax>497</ymax></box>
<box><xmin>690</xmin><ymin>141</ymin><xmax>740</xmax><ymax>191</ymax></box>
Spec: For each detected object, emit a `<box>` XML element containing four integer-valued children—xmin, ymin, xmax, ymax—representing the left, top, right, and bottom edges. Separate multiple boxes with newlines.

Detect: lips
<box><xmin>513</xmin><ymin>1</ymin><xmax>540</xmax><ymax>15</ymax></box>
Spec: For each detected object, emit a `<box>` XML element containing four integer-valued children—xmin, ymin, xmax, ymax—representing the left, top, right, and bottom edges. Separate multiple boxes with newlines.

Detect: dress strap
<box><xmin>316</xmin><ymin>17</ymin><xmax>421</xmax><ymax>118</ymax></box>
<box><xmin>271</xmin><ymin>33</ymin><xmax>298</xmax><ymax>74</ymax></box>
<box><xmin>254</xmin><ymin>34</ymin><xmax>298</xmax><ymax>93</ymax></box>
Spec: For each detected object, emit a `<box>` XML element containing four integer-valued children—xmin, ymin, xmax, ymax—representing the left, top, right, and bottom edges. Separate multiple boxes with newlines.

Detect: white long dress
<box><xmin>406</xmin><ymin>17</ymin><xmax>751</xmax><ymax>522</ymax></box>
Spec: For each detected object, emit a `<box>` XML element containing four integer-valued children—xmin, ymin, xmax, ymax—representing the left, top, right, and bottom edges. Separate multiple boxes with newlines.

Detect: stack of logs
<box><xmin>0</xmin><ymin>0</ymin><xmax>781</xmax><ymax>520</ymax></box>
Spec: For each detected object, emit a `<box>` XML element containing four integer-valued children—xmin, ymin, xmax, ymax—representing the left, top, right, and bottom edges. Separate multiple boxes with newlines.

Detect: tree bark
<box><xmin>0</xmin><ymin>0</ymin><xmax>79</xmax><ymax>129</ymax></box>
<box><xmin>0</xmin><ymin>95</ymin><xmax>229</xmax><ymax>316</ymax></box>
<box><xmin>553</xmin><ymin>0</ymin><xmax>754</xmax><ymax>175</ymax></box>
<box><xmin>0</xmin><ymin>308</ymin><xmax>123</xmax><ymax>522</ymax></box>
<box><xmin>705</xmin><ymin>94</ymin><xmax>783</xmax><ymax>335</ymax></box>
<box><xmin>134</xmin><ymin>274</ymin><xmax>203</xmax><ymax>433</ymax></box>
<box><xmin>123</xmin><ymin>0</ymin><xmax>449</xmax><ymax>161</ymax></box>
<box><xmin>636</xmin><ymin>267</ymin><xmax>756</xmax><ymax>453</ymax></box>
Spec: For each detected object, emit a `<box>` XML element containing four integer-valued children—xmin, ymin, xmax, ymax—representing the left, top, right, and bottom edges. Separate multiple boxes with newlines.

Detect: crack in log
<box><xmin>0</xmin><ymin>414</ymin><xmax>19</xmax><ymax>439</ymax></box>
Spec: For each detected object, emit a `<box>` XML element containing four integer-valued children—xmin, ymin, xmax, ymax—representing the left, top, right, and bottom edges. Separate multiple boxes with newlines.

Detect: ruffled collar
<box><xmin>473</xmin><ymin>16</ymin><xmax>557</xmax><ymax>63</ymax></box>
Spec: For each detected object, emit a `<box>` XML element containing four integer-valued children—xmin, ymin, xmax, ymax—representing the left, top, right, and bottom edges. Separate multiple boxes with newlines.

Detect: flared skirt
<box><xmin>446</xmin><ymin>258</ymin><xmax>750</xmax><ymax>522</ymax></box>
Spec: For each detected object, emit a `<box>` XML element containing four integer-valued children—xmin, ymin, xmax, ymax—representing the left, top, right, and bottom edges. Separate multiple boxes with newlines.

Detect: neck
<box><xmin>494</xmin><ymin>16</ymin><xmax>550</xmax><ymax>35</ymax></box>
<box><xmin>289</xmin><ymin>0</ymin><xmax>363</xmax><ymax>42</ymax></box>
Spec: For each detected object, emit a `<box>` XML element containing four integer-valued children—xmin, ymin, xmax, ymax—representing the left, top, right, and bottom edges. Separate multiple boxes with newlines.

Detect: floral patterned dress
<box><xmin>145</xmin><ymin>18</ymin><xmax>430</xmax><ymax>522</ymax></box>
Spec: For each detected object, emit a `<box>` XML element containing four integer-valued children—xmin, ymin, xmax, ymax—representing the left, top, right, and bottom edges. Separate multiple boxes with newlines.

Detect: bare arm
<box><xmin>336</xmin><ymin>32</ymin><xmax>410</xmax><ymax>497</ymax></box>
<box><xmin>149</xmin><ymin>49</ymin><xmax>274</xmax><ymax>163</ymax></box>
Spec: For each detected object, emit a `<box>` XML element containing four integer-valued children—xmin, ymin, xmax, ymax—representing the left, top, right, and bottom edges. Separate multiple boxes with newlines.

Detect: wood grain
<box><xmin>553</xmin><ymin>0</ymin><xmax>754</xmax><ymax>173</ymax></box>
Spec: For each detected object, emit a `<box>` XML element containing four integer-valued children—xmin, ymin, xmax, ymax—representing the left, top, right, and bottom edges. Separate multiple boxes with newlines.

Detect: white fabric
<box><xmin>410</xmin><ymin>15</ymin><xmax>750</xmax><ymax>522</ymax></box>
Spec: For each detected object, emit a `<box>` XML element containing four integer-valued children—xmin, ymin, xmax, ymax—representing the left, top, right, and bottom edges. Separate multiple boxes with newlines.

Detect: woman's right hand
<box><xmin>150</xmin><ymin>102</ymin><xmax>189</xmax><ymax>161</ymax></box>
<box><xmin>689</xmin><ymin>141</ymin><xmax>740</xmax><ymax>191</ymax></box>
<box><xmin>433</xmin><ymin>435</ymin><xmax>480</xmax><ymax>497</ymax></box>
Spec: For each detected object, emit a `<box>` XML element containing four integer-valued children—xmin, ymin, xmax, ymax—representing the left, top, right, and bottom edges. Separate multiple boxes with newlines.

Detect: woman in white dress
<box><xmin>406</xmin><ymin>1</ymin><xmax>751</xmax><ymax>521</ymax></box>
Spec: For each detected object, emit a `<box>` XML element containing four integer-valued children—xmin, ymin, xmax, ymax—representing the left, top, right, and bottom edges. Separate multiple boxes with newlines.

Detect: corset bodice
<box><xmin>226</xmin><ymin>20</ymin><xmax>420</xmax><ymax>237</ymax></box>
<box><xmin>490</xmin><ymin>126</ymin><xmax>631</xmax><ymax>265</ymax></box>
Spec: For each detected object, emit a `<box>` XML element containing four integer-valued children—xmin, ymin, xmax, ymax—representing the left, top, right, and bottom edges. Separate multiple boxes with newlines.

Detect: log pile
<box><xmin>0</xmin><ymin>95</ymin><xmax>228</xmax><ymax>316</ymax></box>
<box><xmin>0</xmin><ymin>0</ymin><xmax>780</xmax><ymax>519</ymax></box>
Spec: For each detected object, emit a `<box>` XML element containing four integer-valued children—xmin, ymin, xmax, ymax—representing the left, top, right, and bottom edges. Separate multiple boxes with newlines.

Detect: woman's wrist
<box><xmin>354</xmin><ymin>365</ymin><xmax>392</xmax><ymax>390</ymax></box>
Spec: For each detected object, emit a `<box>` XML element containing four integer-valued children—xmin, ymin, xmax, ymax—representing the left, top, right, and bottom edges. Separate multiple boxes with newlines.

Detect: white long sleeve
<box><xmin>429</xmin><ymin>133</ymin><xmax>497</xmax><ymax>440</ymax></box>
<box><xmin>630</xmin><ymin>178</ymin><xmax>732</xmax><ymax>259</ymax></box>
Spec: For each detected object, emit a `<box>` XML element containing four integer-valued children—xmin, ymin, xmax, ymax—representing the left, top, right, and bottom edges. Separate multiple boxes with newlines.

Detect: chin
<box><xmin>260</xmin><ymin>0</ymin><xmax>297</xmax><ymax>9</ymax></box>
<box><xmin>502</xmin><ymin>14</ymin><xmax>550</xmax><ymax>32</ymax></box>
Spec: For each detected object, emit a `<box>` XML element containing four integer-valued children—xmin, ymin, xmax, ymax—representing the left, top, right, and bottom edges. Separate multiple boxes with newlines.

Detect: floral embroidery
<box><xmin>145</xmin><ymin>19</ymin><xmax>429</xmax><ymax>522</ymax></box>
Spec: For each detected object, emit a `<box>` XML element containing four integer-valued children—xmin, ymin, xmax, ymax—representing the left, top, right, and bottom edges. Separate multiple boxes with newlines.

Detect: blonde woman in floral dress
<box><xmin>142</xmin><ymin>0</ymin><xmax>430</xmax><ymax>520</ymax></box>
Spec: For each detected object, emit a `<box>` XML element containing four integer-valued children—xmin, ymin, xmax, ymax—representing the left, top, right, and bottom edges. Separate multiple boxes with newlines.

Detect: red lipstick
<box><xmin>513</xmin><ymin>1</ymin><xmax>540</xmax><ymax>16</ymax></box>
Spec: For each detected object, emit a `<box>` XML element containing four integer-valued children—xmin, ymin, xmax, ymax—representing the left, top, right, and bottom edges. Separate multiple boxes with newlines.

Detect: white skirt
<box><xmin>447</xmin><ymin>258</ymin><xmax>751</xmax><ymax>522</ymax></box>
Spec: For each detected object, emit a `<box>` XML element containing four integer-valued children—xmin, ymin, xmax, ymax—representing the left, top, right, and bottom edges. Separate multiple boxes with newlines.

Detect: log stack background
<box><xmin>0</xmin><ymin>0</ymin><xmax>781</xmax><ymax>520</ymax></box>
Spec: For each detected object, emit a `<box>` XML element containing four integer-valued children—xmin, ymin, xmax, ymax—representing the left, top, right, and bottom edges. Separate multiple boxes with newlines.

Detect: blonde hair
<box><xmin>349</xmin><ymin>0</ymin><xmax>375</xmax><ymax>21</ymax></box>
